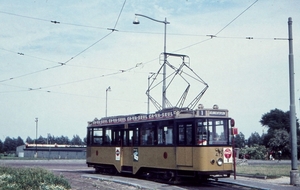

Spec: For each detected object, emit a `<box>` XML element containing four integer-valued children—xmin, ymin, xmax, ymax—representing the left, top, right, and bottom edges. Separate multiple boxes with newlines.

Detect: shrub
<box><xmin>0</xmin><ymin>166</ymin><xmax>71</xmax><ymax>190</ymax></box>
<box><xmin>239</xmin><ymin>144</ymin><xmax>267</xmax><ymax>159</ymax></box>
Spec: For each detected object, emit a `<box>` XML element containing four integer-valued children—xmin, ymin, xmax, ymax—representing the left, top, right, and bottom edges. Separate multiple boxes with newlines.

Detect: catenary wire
<box><xmin>0</xmin><ymin>0</ymin><xmax>283</xmax><ymax>95</ymax></box>
<box><xmin>214</xmin><ymin>0</ymin><xmax>259</xmax><ymax>35</ymax></box>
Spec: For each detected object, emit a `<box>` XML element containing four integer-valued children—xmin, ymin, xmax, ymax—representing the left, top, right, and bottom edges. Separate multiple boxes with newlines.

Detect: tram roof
<box><xmin>88</xmin><ymin>106</ymin><xmax>229</xmax><ymax>127</ymax></box>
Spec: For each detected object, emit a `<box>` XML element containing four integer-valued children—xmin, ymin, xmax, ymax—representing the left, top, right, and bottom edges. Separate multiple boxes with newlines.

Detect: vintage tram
<box><xmin>86</xmin><ymin>105</ymin><xmax>234</xmax><ymax>181</ymax></box>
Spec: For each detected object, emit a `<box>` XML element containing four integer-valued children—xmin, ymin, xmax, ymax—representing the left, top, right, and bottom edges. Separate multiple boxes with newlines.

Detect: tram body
<box><xmin>86</xmin><ymin>106</ymin><xmax>234</xmax><ymax>180</ymax></box>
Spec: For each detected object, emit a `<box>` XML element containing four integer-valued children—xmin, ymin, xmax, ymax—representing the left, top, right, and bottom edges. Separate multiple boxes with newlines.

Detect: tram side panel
<box><xmin>132</xmin><ymin>147</ymin><xmax>177</xmax><ymax>174</ymax></box>
<box><xmin>87</xmin><ymin>146</ymin><xmax>122</xmax><ymax>173</ymax></box>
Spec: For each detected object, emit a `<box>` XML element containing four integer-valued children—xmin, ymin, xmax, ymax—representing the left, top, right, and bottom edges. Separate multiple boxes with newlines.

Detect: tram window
<box><xmin>166</xmin><ymin>127</ymin><xmax>173</xmax><ymax>144</ymax></box>
<box><xmin>128</xmin><ymin>124</ymin><xmax>139</xmax><ymax>146</ymax></box>
<box><xmin>134</xmin><ymin>127</ymin><xmax>139</xmax><ymax>146</ymax></box>
<box><xmin>94</xmin><ymin>128</ymin><xmax>103</xmax><ymax>136</ymax></box>
<box><xmin>186</xmin><ymin>124</ymin><xmax>192</xmax><ymax>145</ymax></box>
<box><xmin>196</xmin><ymin>120</ymin><xmax>208</xmax><ymax>145</ymax></box>
<box><xmin>141</xmin><ymin>122</ymin><xmax>155</xmax><ymax>145</ymax></box>
<box><xmin>207</xmin><ymin>119</ymin><xmax>228</xmax><ymax>145</ymax></box>
<box><xmin>87</xmin><ymin>128</ymin><xmax>93</xmax><ymax>145</ymax></box>
<box><xmin>158</xmin><ymin>125</ymin><xmax>173</xmax><ymax>145</ymax></box>
<box><xmin>129</xmin><ymin>130</ymin><xmax>133</xmax><ymax>146</ymax></box>
<box><xmin>112</xmin><ymin>130</ymin><xmax>122</xmax><ymax>146</ymax></box>
<box><xmin>178</xmin><ymin>123</ymin><xmax>193</xmax><ymax>145</ymax></box>
<box><xmin>123</xmin><ymin>130</ymin><xmax>128</xmax><ymax>146</ymax></box>
<box><xmin>93</xmin><ymin>128</ymin><xmax>103</xmax><ymax>145</ymax></box>
<box><xmin>104</xmin><ymin>129</ymin><xmax>112</xmax><ymax>145</ymax></box>
<box><xmin>178</xmin><ymin>125</ymin><xmax>185</xmax><ymax>145</ymax></box>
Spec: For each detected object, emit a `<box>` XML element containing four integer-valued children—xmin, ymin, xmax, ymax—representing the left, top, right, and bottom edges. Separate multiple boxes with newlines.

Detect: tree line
<box><xmin>234</xmin><ymin>108</ymin><xmax>300</xmax><ymax>160</ymax></box>
<box><xmin>0</xmin><ymin>134</ymin><xmax>86</xmax><ymax>153</ymax></box>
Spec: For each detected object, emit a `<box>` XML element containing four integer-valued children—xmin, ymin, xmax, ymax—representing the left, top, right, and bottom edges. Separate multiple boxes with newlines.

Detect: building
<box><xmin>17</xmin><ymin>144</ymin><xmax>86</xmax><ymax>159</ymax></box>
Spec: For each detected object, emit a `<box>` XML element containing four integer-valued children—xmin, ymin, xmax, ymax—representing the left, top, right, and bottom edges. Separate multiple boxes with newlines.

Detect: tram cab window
<box><xmin>87</xmin><ymin>128</ymin><xmax>93</xmax><ymax>145</ymax></box>
<box><xmin>93</xmin><ymin>128</ymin><xmax>103</xmax><ymax>145</ymax></box>
<box><xmin>206</xmin><ymin>119</ymin><xmax>228</xmax><ymax>145</ymax></box>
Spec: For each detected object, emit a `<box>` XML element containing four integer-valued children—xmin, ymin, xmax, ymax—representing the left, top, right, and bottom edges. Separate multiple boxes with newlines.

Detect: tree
<box><xmin>260</xmin><ymin>108</ymin><xmax>300</xmax><ymax>158</ymax></box>
<box><xmin>247</xmin><ymin>132</ymin><xmax>262</xmax><ymax>147</ymax></box>
<box><xmin>0</xmin><ymin>139</ymin><xmax>3</xmax><ymax>153</ymax></box>
<box><xmin>71</xmin><ymin>135</ymin><xmax>83</xmax><ymax>145</ymax></box>
<box><xmin>26</xmin><ymin>136</ymin><xmax>34</xmax><ymax>144</ymax></box>
<box><xmin>234</xmin><ymin>132</ymin><xmax>245</xmax><ymax>148</ymax></box>
<box><xmin>260</xmin><ymin>109</ymin><xmax>291</xmax><ymax>132</ymax></box>
<box><xmin>268</xmin><ymin>129</ymin><xmax>289</xmax><ymax>154</ymax></box>
<box><xmin>3</xmin><ymin>137</ymin><xmax>14</xmax><ymax>152</ymax></box>
<box><xmin>36</xmin><ymin>135</ymin><xmax>47</xmax><ymax>144</ymax></box>
<box><xmin>16</xmin><ymin>136</ymin><xmax>24</xmax><ymax>146</ymax></box>
<box><xmin>56</xmin><ymin>135</ymin><xmax>70</xmax><ymax>145</ymax></box>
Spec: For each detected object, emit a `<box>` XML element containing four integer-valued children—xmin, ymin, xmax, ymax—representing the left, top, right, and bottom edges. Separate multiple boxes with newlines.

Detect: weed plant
<box><xmin>0</xmin><ymin>166</ymin><xmax>71</xmax><ymax>190</ymax></box>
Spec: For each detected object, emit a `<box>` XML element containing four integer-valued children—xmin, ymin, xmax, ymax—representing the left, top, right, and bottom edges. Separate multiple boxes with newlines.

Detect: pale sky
<box><xmin>0</xmin><ymin>0</ymin><xmax>299</xmax><ymax>142</ymax></box>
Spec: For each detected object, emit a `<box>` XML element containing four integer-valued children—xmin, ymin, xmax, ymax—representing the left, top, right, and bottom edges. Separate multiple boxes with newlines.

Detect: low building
<box><xmin>17</xmin><ymin>144</ymin><xmax>86</xmax><ymax>159</ymax></box>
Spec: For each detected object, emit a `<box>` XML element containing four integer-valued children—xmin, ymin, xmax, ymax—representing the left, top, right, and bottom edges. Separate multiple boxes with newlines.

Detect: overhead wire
<box><xmin>172</xmin><ymin>0</ymin><xmax>259</xmax><ymax>54</ymax></box>
<box><xmin>0</xmin><ymin>0</ymin><xmax>284</xmax><ymax>96</ymax></box>
<box><xmin>0</xmin><ymin>10</ymin><xmax>107</xmax><ymax>30</ymax></box>
<box><xmin>0</xmin><ymin>0</ymin><xmax>127</xmax><ymax>85</ymax></box>
<box><xmin>214</xmin><ymin>0</ymin><xmax>258</xmax><ymax>36</ymax></box>
<box><xmin>0</xmin><ymin>0</ymin><xmax>128</xmax><ymax>93</ymax></box>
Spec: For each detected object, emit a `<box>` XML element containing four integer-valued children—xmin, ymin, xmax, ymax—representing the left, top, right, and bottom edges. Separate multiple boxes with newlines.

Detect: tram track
<box><xmin>82</xmin><ymin>172</ymin><xmax>269</xmax><ymax>190</ymax></box>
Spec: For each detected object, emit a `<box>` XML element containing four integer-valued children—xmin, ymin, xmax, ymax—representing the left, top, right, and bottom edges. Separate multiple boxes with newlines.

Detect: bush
<box><xmin>239</xmin><ymin>144</ymin><xmax>267</xmax><ymax>159</ymax></box>
<box><xmin>0</xmin><ymin>166</ymin><xmax>71</xmax><ymax>190</ymax></box>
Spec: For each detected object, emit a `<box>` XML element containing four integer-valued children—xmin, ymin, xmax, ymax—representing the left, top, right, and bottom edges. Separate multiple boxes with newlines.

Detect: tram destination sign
<box><xmin>198</xmin><ymin>109</ymin><xmax>227</xmax><ymax>117</ymax></box>
<box><xmin>92</xmin><ymin>111</ymin><xmax>174</xmax><ymax>125</ymax></box>
<box><xmin>209</xmin><ymin>110</ymin><xmax>226</xmax><ymax>116</ymax></box>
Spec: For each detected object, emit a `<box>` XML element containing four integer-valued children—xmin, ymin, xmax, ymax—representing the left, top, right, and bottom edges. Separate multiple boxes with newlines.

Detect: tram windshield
<box><xmin>196</xmin><ymin>118</ymin><xmax>229</xmax><ymax>145</ymax></box>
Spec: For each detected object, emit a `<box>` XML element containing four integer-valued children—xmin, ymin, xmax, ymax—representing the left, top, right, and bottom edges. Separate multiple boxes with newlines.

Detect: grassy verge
<box><xmin>236</xmin><ymin>164</ymin><xmax>300</xmax><ymax>178</ymax></box>
<box><xmin>0</xmin><ymin>166</ymin><xmax>71</xmax><ymax>190</ymax></box>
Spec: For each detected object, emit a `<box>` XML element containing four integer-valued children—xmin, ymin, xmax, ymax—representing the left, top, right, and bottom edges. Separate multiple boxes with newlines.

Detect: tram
<box><xmin>86</xmin><ymin>105</ymin><xmax>234</xmax><ymax>181</ymax></box>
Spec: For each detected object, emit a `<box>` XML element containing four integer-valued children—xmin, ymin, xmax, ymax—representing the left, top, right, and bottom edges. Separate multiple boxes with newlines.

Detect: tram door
<box><xmin>112</xmin><ymin>128</ymin><xmax>134</xmax><ymax>173</ymax></box>
<box><xmin>176</xmin><ymin>121</ymin><xmax>194</xmax><ymax>167</ymax></box>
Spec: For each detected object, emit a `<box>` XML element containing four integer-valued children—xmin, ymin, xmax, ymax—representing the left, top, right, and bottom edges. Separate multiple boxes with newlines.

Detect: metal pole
<box><xmin>133</xmin><ymin>14</ymin><xmax>169</xmax><ymax>110</ymax></box>
<box><xmin>35</xmin><ymin>117</ymin><xmax>38</xmax><ymax>158</ymax></box>
<box><xmin>288</xmin><ymin>17</ymin><xmax>299</xmax><ymax>186</ymax></box>
<box><xmin>106</xmin><ymin>90</ymin><xmax>108</xmax><ymax>117</ymax></box>
<box><xmin>231</xmin><ymin>135</ymin><xmax>236</xmax><ymax>180</ymax></box>
<box><xmin>106</xmin><ymin>86</ymin><xmax>111</xmax><ymax>117</ymax></box>
<box><xmin>147</xmin><ymin>72</ymin><xmax>155</xmax><ymax>114</ymax></box>
<box><xmin>162</xmin><ymin>18</ymin><xmax>167</xmax><ymax>109</ymax></box>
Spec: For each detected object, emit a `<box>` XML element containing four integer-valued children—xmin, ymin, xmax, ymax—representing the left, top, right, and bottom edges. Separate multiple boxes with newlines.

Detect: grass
<box><xmin>0</xmin><ymin>166</ymin><xmax>71</xmax><ymax>190</ymax></box>
<box><xmin>236</xmin><ymin>164</ymin><xmax>300</xmax><ymax>178</ymax></box>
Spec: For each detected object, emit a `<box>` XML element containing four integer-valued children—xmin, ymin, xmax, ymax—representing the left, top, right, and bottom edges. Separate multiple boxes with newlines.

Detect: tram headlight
<box><xmin>217</xmin><ymin>158</ymin><xmax>223</xmax><ymax>166</ymax></box>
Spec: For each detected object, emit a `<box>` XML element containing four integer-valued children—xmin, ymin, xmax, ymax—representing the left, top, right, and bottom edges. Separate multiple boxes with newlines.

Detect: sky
<box><xmin>0</xmin><ymin>0</ymin><xmax>299</xmax><ymax>142</ymax></box>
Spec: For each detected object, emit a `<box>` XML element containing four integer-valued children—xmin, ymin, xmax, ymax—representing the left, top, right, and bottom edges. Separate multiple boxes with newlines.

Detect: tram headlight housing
<box><xmin>217</xmin><ymin>158</ymin><xmax>223</xmax><ymax>166</ymax></box>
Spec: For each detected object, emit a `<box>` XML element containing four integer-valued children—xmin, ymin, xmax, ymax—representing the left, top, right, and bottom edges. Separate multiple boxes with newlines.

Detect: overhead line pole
<box><xmin>133</xmin><ymin>14</ymin><xmax>170</xmax><ymax>109</ymax></box>
<box><xmin>288</xmin><ymin>17</ymin><xmax>299</xmax><ymax>186</ymax></box>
